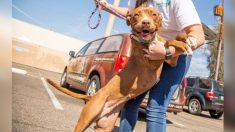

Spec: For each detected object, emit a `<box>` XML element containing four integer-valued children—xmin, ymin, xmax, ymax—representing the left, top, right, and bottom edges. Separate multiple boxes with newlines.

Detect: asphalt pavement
<box><xmin>12</xmin><ymin>63</ymin><xmax>223</xmax><ymax>132</ymax></box>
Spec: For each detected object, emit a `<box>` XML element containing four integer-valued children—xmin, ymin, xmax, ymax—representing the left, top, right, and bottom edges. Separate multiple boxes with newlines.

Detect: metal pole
<box><xmin>104</xmin><ymin>0</ymin><xmax>121</xmax><ymax>36</ymax></box>
<box><xmin>214</xmin><ymin>0</ymin><xmax>224</xmax><ymax>80</ymax></box>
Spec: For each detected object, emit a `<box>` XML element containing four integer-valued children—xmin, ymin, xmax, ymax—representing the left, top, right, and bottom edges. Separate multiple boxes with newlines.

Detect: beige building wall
<box><xmin>12</xmin><ymin>19</ymin><xmax>86</xmax><ymax>73</ymax></box>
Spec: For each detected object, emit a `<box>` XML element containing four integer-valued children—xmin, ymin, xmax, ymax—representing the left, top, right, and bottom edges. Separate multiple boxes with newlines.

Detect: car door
<box><xmin>81</xmin><ymin>38</ymin><xmax>105</xmax><ymax>90</ymax></box>
<box><xmin>96</xmin><ymin>35</ymin><xmax>123</xmax><ymax>84</ymax></box>
<box><xmin>185</xmin><ymin>78</ymin><xmax>196</xmax><ymax>96</ymax></box>
<box><xmin>67</xmin><ymin>44</ymin><xmax>90</xmax><ymax>89</ymax></box>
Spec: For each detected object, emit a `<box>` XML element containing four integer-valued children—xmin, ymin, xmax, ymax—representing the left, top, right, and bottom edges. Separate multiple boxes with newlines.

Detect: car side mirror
<box><xmin>69</xmin><ymin>51</ymin><xmax>75</xmax><ymax>58</ymax></box>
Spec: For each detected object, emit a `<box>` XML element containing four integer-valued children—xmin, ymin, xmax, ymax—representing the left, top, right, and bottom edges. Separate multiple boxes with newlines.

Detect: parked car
<box><xmin>60</xmin><ymin>34</ymin><xmax>131</xmax><ymax>96</ymax></box>
<box><xmin>139</xmin><ymin>78</ymin><xmax>188</xmax><ymax>114</ymax></box>
<box><xmin>185</xmin><ymin>76</ymin><xmax>224</xmax><ymax>119</ymax></box>
<box><xmin>60</xmin><ymin>33</ymin><xmax>187</xmax><ymax>113</ymax></box>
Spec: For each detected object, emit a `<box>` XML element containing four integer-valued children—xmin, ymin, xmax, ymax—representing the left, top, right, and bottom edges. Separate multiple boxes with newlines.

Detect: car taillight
<box><xmin>114</xmin><ymin>55</ymin><xmax>129</xmax><ymax>72</ymax></box>
<box><xmin>206</xmin><ymin>91</ymin><xmax>214</xmax><ymax>99</ymax></box>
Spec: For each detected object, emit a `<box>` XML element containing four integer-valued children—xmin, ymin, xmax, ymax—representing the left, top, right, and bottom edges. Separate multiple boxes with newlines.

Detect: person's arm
<box><xmin>168</xmin><ymin>24</ymin><xmax>205</xmax><ymax>57</ymax></box>
<box><xmin>144</xmin><ymin>24</ymin><xmax>205</xmax><ymax>60</ymax></box>
<box><xmin>95</xmin><ymin>0</ymin><xmax>129</xmax><ymax>17</ymax></box>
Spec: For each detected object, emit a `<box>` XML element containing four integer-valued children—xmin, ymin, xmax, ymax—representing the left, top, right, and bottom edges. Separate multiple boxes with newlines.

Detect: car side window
<box><xmin>98</xmin><ymin>36</ymin><xmax>123</xmax><ymax>53</ymax></box>
<box><xmin>187</xmin><ymin>78</ymin><xmax>195</xmax><ymax>87</ymax></box>
<box><xmin>76</xmin><ymin>44</ymin><xmax>90</xmax><ymax>57</ymax></box>
<box><xmin>199</xmin><ymin>79</ymin><xmax>210</xmax><ymax>89</ymax></box>
<box><xmin>84</xmin><ymin>39</ymin><xmax>104</xmax><ymax>56</ymax></box>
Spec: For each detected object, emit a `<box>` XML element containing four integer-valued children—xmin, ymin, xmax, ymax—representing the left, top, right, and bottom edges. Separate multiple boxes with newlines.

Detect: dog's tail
<box><xmin>46</xmin><ymin>78</ymin><xmax>91</xmax><ymax>101</ymax></box>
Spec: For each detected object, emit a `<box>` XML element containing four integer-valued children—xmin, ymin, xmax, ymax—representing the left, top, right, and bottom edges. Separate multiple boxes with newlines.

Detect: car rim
<box><xmin>87</xmin><ymin>80</ymin><xmax>97</xmax><ymax>96</ymax></box>
<box><xmin>189</xmin><ymin>100</ymin><xmax>199</xmax><ymax>113</ymax></box>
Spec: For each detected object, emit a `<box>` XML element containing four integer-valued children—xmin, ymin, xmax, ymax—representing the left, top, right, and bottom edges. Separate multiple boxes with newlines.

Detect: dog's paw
<box><xmin>165</xmin><ymin>40</ymin><xmax>188</xmax><ymax>53</ymax></box>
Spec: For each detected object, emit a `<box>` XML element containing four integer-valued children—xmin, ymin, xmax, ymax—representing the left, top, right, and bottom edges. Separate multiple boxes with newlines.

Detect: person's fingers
<box><xmin>144</xmin><ymin>54</ymin><xmax>151</xmax><ymax>59</ymax></box>
<box><xmin>142</xmin><ymin>49</ymin><xmax>150</xmax><ymax>55</ymax></box>
<box><xmin>150</xmin><ymin>41</ymin><xmax>157</xmax><ymax>46</ymax></box>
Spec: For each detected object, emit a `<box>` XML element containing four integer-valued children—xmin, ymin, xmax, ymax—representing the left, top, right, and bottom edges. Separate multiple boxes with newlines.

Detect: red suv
<box><xmin>61</xmin><ymin>34</ymin><xmax>187</xmax><ymax>113</ymax></box>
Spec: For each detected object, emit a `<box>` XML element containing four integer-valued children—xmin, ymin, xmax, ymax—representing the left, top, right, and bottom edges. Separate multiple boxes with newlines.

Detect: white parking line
<box><xmin>40</xmin><ymin>77</ymin><xmax>64</xmax><ymax>110</ymax></box>
<box><xmin>12</xmin><ymin>68</ymin><xmax>27</xmax><ymax>75</ymax></box>
<box><xmin>172</xmin><ymin>120</ymin><xmax>186</xmax><ymax>128</ymax></box>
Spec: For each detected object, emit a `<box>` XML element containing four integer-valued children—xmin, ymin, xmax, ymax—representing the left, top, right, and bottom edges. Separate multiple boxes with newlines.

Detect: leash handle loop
<box><xmin>88</xmin><ymin>6</ymin><xmax>102</xmax><ymax>29</ymax></box>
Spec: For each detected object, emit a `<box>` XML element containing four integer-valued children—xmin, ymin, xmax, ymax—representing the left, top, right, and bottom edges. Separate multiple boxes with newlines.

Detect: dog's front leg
<box><xmin>164</xmin><ymin>40</ymin><xmax>189</xmax><ymax>67</ymax></box>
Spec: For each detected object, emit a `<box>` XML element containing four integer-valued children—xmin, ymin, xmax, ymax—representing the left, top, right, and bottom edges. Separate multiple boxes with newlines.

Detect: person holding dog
<box><xmin>97</xmin><ymin>0</ymin><xmax>205</xmax><ymax>131</ymax></box>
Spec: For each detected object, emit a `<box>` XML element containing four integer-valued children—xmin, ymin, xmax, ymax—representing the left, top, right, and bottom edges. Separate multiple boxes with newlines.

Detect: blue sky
<box><xmin>12</xmin><ymin>0</ymin><xmax>221</xmax><ymax>42</ymax></box>
<box><xmin>12</xmin><ymin>0</ymin><xmax>222</xmax><ymax>77</ymax></box>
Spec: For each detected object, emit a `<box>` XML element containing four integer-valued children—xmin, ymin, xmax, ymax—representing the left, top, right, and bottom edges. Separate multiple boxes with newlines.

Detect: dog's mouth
<box><xmin>136</xmin><ymin>29</ymin><xmax>156</xmax><ymax>40</ymax></box>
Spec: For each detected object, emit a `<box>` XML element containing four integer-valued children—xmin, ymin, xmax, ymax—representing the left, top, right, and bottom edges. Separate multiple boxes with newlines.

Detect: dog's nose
<box><xmin>142</xmin><ymin>20</ymin><xmax>150</xmax><ymax>26</ymax></box>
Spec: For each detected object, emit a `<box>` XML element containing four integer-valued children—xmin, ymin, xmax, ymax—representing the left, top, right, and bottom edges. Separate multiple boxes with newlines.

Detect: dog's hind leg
<box><xmin>95</xmin><ymin>108</ymin><xmax>120</xmax><ymax>132</ymax></box>
<box><xmin>74</xmin><ymin>88</ymin><xmax>110</xmax><ymax>132</ymax></box>
<box><xmin>95</xmin><ymin>103</ymin><xmax>125</xmax><ymax>132</ymax></box>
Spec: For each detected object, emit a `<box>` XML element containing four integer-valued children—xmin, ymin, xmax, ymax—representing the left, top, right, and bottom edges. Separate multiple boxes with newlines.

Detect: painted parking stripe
<box><xmin>171</xmin><ymin>120</ymin><xmax>186</xmax><ymax>128</ymax></box>
<box><xmin>12</xmin><ymin>68</ymin><xmax>27</xmax><ymax>75</ymax></box>
<box><xmin>41</xmin><ymin>77</ymin><xmax>64</xmax><ymax>110</ymax></box>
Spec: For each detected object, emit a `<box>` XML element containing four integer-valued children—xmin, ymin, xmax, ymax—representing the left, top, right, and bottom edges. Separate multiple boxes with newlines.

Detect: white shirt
<box><xmin>128</xmin><ymin>0</ymin><xmax>201</xmax><ymax>40</ymax></box>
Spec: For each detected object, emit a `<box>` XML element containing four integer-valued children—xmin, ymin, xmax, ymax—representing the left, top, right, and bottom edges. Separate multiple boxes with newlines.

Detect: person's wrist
<box><xmin>165</xmin><ymin>46</ymin><xmax>172</xmax><ymax>60</ymax></box>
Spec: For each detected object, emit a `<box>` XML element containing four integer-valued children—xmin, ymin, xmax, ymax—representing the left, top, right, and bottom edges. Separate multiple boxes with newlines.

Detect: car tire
<box><xmin>188</xmin><ymin>98</ymin><xmax>202</xmax><ymax>115</ymax></box>
<box><xmin>86</xmin><ymin>75</ymin><xmax>100</xmax><ymax>96</ymax></box>
<box><xmin>60</xmin><ymin>70</ymin><xmax>70</xmax><ymax>88</ymax></box>
<box><xmin>209</xmin><ymin>110</ymin><xmax>223</xmax><ymax>119</ymax></box>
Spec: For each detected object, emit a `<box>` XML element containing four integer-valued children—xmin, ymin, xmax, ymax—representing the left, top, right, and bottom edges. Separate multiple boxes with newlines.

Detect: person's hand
<box><xmin>94</xmin><ymin>0</ymin><xmax>109</xmax><ymax>10</ymax></box>
<box><xmin>143</xmin><ymin>41</ymin><xmax>166</xmax><ymax>60</ymax></box>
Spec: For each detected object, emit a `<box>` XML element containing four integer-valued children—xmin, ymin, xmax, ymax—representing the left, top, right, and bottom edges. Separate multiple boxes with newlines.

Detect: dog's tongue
<box><xmin>141</xmin><ymin>32</ymin><xmax>151</xmax><ymax>39</ymax></box>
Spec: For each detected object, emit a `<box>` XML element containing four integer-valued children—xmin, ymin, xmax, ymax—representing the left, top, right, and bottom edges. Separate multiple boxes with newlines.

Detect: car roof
<box><xmin>87</xmin><ymin>33</ymin><xmax>131</xmax><ymax>44</ymax></box>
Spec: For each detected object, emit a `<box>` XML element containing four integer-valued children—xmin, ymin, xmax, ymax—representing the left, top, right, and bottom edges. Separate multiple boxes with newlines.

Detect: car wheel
<box><xmin>86</xmin><ymin>75</ymin><xmax>100</xmax><ymax>96</ymax></box>
<box><xmin>60</xmin><ymin>70</ymin><xmax>69</xmax><ymax>88</ymax></box>
<box><xmin>188</xmin><ymin>98</ymin><xmax>202</xmax><ymax>115</ymax></box>
<box><xmin>209</xmin><ymin>110</ymin><xmax>223</xmax><ymax>119</ymax></box>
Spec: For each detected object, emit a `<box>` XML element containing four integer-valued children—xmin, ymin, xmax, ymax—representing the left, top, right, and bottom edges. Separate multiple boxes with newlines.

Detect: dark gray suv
<box><xmin>185</xmin><ymin>77</ymin><xmax>224</xmax><ymax>119</ymax></box>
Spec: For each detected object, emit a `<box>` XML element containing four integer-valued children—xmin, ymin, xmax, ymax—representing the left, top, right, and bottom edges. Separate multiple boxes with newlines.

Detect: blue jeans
<box><xmin>119</xmin><ymin>55</ymin><xmax>192</xmax><ymax>132</ymax></box>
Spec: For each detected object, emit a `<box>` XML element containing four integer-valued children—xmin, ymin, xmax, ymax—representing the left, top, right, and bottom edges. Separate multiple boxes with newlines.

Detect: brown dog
<box><xmin>47</xmin><ymin>6</ymin><xmax>190</xmax><ymax>132</ymax></box>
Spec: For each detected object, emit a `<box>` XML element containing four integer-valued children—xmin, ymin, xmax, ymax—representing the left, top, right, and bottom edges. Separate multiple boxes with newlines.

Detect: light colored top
<box><xmin>128</xmin><ymin>0</ymin><xmax>201</xmax><ymax>40</ymax></box>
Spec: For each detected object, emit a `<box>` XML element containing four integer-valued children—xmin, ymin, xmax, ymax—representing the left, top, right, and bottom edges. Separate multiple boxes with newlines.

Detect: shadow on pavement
<box><xmin>183</xmin><ymin>109</ymin><xmax>223</xmax><ymax>120</ymax></box>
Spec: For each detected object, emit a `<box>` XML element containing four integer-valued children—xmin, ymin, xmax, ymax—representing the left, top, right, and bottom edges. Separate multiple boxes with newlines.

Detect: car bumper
<box><xmin>204</xmin><ymin>102</ymin><xmax>224</xmax><ymax>112</ymax></box>
<box><xmin>139</xmin><ymin>102</ymin><xmax>184</xmax><ymax>113</ymax></box>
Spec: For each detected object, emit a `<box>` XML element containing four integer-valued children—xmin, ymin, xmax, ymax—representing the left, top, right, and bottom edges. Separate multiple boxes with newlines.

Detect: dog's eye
<box><xmin>153</xmin><ymin>13</ymin><xmax>157</xmax><ymax>16</ymax></box>
<box><xmin>134</xmin><ymin>13</ymin><xmax>139</xmax><ymax>17</ymax></box>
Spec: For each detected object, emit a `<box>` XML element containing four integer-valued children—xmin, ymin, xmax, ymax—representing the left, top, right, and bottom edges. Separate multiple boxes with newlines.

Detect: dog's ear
<box><xmin>126</xmin><ymin>11</ymin><xmax>131</xmax><ymax>26</ymax></box>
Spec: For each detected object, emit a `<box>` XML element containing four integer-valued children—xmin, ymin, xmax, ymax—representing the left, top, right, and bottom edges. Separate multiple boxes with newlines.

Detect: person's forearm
<box><xmin>103</xmin><ymin>3</ymin><xmax>129</xmax><ymax>17</ymax></box>
<box><xmin>185</xmin><ymin>24</ymin><xmax>205</xmax><ymax>50</ymax></box>
<box><xmin>169</xmin><ymin>24</ymin><xmax>205</xmax><ymax>57</ymax></box>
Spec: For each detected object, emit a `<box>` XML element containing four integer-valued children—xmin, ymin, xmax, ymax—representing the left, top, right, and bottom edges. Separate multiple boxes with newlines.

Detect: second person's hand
<box><xmin>143</xmin><ymin>41</ymin><xmax>167</xmax><ymax>60</ymax></box>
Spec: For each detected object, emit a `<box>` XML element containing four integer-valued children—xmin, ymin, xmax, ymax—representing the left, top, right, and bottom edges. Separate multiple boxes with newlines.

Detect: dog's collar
<box><xmin>130</xmin><ymin>30</ymin><xmax>156</xmax><ymax>45</ymax></box>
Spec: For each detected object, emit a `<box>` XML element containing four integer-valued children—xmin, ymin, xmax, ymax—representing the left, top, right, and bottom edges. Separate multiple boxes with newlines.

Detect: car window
<box><xmin>187</xmin><ymin>78</ymin><xmax>195</xmax><ymax>87</ymax></box>
<box><xmin>84</xmin><ymin>39</ymin><xmax>104</xmax><ymax>55</ymax></box>
<box><xmin>199</xmin><ymin>79</ymin><xmax>210</xmax><ymax>89</ymax></box>
<box><xmin>213</xmin><ymin>80</ymin><xmax>223</xmax><ymax>92</ymax></box>
<box><xmin>76</xmin><ymin>44</ymin><xmax>90</xmax><ymax>57</ymax></box>
<box><xmin>98</xmin><ymin>36</ymin><xmax>123</xmax><ymax>53</ymax></box>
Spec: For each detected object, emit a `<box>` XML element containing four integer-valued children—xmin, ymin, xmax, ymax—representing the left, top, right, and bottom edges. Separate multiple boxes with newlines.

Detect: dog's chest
<box><xmin>130</xmin><ymin>41</ymin><xmax>164</xmax><ymax>69</ymax></box>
